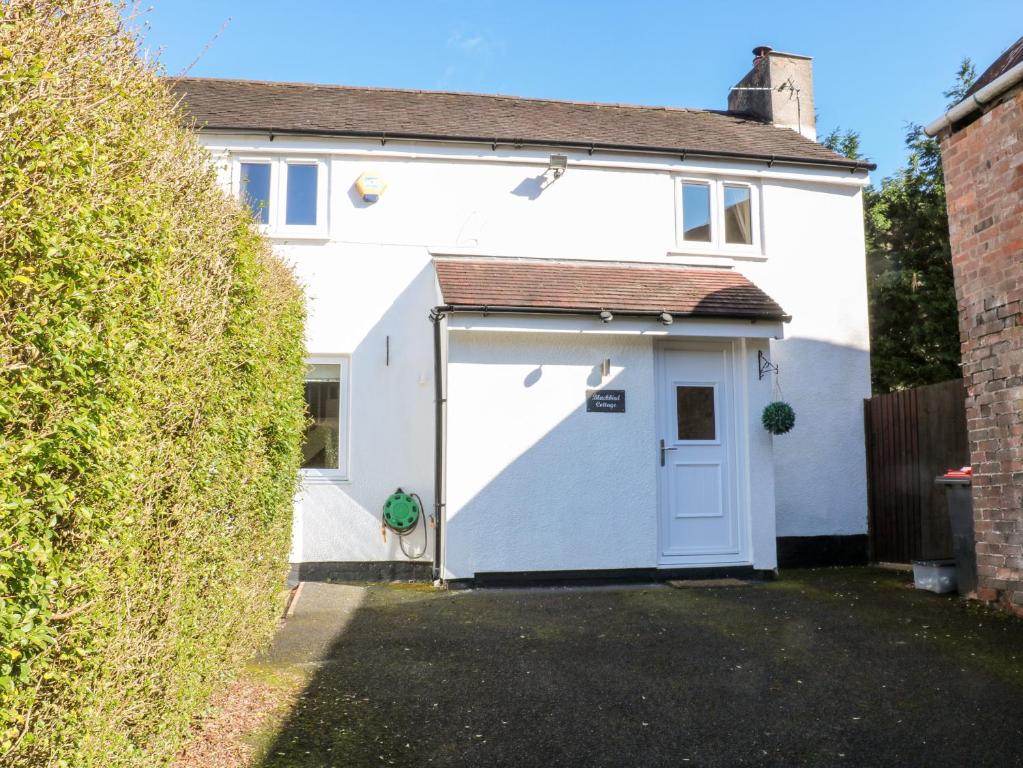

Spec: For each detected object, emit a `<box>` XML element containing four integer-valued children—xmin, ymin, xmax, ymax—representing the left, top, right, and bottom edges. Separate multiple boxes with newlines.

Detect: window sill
<box><xmin>666</xmin><ymin>248</ymin><xmax>767</xmax><ymax>265</ymax></box>
<box><xmin>267</xmin><ymin>232</ymin><xmax>331</xmax><ymax>243</ymax></box>
<box><xmin>300</xmin><ymin>470</ymin><xmax>350</xmax><ymax>485</ymax></box>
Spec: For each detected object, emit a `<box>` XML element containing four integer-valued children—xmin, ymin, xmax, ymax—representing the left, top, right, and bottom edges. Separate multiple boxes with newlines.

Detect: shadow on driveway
<box><xmin>256</xmin><ymin>569</ymin><xmax>1023</xmax><ymax>767</ymax></box>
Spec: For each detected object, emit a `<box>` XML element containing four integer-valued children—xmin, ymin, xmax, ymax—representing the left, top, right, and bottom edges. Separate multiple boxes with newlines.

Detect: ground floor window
<box><xmin>302</xmin><ymin>356</ymin><xmax>350</xmax><ymax>479</ymax></box>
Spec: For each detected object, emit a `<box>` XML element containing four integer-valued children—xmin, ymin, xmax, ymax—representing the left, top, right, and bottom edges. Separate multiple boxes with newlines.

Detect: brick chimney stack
<box><xmin>728</xmin><ymin>46</ymin><xmax>817</xmax><ymax>141</ymax></box>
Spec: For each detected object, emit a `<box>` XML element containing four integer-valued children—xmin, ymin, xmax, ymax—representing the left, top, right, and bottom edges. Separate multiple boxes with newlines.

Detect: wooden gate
<box><xmin>864</xmin><ymin>379</ymin><xmax>969</xmax><ymax>563</ymax></box>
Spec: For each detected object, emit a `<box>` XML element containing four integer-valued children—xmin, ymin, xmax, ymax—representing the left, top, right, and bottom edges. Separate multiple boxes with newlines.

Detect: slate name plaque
<box><xmin>586</xmin><ymin>389</ymin><xmax>626</xmax><ymax>413</ymax></box>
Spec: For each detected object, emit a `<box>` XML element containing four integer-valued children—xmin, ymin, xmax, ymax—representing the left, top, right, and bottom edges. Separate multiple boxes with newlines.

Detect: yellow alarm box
<box><xmin>355</xmin><ymin>171</ymin><xmax>387</xmax><ymax>202</ymax></box>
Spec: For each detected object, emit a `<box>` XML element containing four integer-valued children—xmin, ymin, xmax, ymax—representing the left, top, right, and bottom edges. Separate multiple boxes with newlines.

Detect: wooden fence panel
<box><xmin>864</xmin><ymin>379</ymin><xmax>969</xmax><ymax>563</ymax></box>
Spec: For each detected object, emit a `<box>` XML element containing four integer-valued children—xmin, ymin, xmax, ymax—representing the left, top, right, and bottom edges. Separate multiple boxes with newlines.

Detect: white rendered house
<box><xmin>173</xmin><ymin>46</ymin><xmax>874</xmax><ymax>584</ymax></box>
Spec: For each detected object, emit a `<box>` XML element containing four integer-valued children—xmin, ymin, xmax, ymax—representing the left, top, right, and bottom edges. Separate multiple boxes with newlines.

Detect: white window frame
<box><xmin>301</xmin><ymin>354</ymin><xmax>351</xmax><ymax>482</ymax></box>
<box><xmin>673</xmin><ymin>381</ymin><xmax>722</xmax><ymax>446</ymax></box>
<box><xmin>677</xmin><ymin>179</ymin><xmax>715</xmax><ymax>248</ymax></box>
<box><xmin>673</xmin><ymin>176</ymin><xmax>762</xmax><ymax>257</ymax></box>
<box><xmin>235</xmin><ymin>157</ymin><xmax>275</xmax><ymax>228</ymax></box>
<box><xmin>232</xmin><ymin>156</ymin><xmax>329</xmax><ymax>239</ymax></box>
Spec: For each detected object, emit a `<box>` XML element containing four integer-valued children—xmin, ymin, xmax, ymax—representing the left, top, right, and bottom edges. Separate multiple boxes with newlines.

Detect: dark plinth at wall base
<box><xmin>463</xmin><ymin>566</ymin><xmax>773</xmax><ymax>589</ymax></box>
<box><xmin>289</xmin><ymin>545</ymin><xmax>870</xmax><ymax>588</ymax></box>
<box><xmin>289</xmin><ymin>560</ymin><xmax>434</xmax><ymax>587</ymax></box>
<box><xmin>776</xmin><ymin>535</ymin><xmax>869</xmax><ymax>568</ymax></box>
<box><xmin>288</xmin><ymin>562</ymin><xmax>774</xmax><ymax>589</ymax></box>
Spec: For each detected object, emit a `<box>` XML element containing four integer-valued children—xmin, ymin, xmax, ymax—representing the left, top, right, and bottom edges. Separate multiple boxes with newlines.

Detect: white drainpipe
<box><xmin>924</xmin><ymin>59</ymin><xmax>1023</xmax><ymax>136</ymax></box>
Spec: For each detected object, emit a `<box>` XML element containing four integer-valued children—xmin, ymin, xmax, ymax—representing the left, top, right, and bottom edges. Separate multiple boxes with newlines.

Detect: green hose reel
<box><xmin>383</xmin><ymin>489</ymin><xmax>421</xmax><ymax>533</ymax></box>
<box><xmin>382</xmin><ymin>488</ymin><xmax>430</xmax><ymax>561</ymax></box>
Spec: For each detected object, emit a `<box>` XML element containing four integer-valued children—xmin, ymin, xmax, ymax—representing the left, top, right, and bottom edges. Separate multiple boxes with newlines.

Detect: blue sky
<box><xmin>138</xmin><ymin>1</ymin><xmax>1021</xmax><ymax>182</ymax></box>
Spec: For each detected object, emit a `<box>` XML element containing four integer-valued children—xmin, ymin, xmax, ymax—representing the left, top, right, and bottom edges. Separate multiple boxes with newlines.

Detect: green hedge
<box><xmin>0</xmin><ymin>2</ymin><xmax>307</xmax><ymax>765</ymax></box>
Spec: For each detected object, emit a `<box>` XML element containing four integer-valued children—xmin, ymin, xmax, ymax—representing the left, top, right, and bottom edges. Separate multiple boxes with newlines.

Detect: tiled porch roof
<box><xmin>433</xmin><ymin>258</ymin><xmax>789</xmax><ymax>322</ymax></box>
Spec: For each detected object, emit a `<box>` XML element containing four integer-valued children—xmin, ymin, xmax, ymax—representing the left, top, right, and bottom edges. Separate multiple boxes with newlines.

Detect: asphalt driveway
<box><xmin>255</xmin><ymin>569</ymin><xmax>1023</xmax><ymax>767</ymax></box>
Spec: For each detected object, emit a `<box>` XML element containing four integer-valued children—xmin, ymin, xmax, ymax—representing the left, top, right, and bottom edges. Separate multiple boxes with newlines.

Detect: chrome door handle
<box><xmin>660</xmin><ymin>439</ymin><xmax>678</xmax><ymax>466</ymax></box>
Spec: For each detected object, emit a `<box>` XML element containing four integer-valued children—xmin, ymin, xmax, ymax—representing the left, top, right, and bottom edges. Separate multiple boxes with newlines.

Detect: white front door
<box><xmin>657</xmin><ymin>343</ymin><xmax>746</xmax><ymax>564</ymax></box>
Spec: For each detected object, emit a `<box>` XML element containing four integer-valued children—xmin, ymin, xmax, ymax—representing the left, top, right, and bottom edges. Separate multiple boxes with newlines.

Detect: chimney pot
<box><xmin>752</xmin><ymin>45</ymin><xmax>773</xmax><ymax>64</ymax></box>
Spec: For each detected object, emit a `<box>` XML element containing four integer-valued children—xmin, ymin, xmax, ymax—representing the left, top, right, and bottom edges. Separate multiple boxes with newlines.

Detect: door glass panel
<box><xmin>676</xmin><ymin>385</ymin><xmax>716</xmax><ymax>440</ymax></box>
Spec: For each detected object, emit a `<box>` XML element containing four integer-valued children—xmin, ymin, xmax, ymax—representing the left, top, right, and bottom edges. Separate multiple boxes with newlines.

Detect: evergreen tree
<box><xmin>823</xmin><ymin>60</ymin><xmax>976</xmax><ymax>392</ymax></box>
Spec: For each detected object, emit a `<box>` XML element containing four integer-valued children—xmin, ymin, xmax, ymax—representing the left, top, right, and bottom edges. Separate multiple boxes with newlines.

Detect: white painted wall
<box><xmin>738</xmin><ymin>182</ymin><xmax>872</xmax><ymax>537</ymax></box>
<box><xmin>199</xmin><ymin>131</ymin><xmax>871</xmax><ymax>571</ymax></box>
<box><xmin>445</xmin><ymin>332</ymin><xmax>656</xmax><ymax>578</ymax></box>
<box><xmin>284</xmin><ymin>242</ymin><xmax>438</xmax><ymax>564</ymax></box>
<box><xmin>743</xmin><ymin>339</ymin><xmax>780</xmax><ymax>566</ymax></box>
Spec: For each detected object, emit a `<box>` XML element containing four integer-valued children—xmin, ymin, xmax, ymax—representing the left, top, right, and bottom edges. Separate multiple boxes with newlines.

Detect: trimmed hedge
<box><xmin>0</xmin><ymin>2</ymin><xmax>307</xmax><ymax>765</ymax></box>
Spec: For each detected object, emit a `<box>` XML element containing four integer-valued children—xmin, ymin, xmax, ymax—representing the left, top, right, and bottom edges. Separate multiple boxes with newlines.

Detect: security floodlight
<box><xmin>548</xmin><ymin>154</ymin><xmax>568</xmax><ymax>178</ymax></box>
<box><xmin>599</xmin><ymin>310</ymin><xmax>614</xmax><ymax>323</ymax></box>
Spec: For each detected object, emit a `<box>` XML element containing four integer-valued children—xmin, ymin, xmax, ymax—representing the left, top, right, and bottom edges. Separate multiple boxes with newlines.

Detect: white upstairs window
<box><xmin>239</xmin><ymin>161</ymin><xmax>272</xmax><ymax>225</ymax></box>
<box><xmin>681</xmin><ymin>182</ymin><xmax>712</xmax><ymax>243</ymax></box>
<box><xmin>234</xmin><ymin>156</ymin><xmax>328</xmax><ymax>238</ymax></box>
<box><xmin>723</xmin><ymin>184</ymin><xmax>753</xmax><ymax>246</ymax></box>
<box><xmin>676</xmin><ymin>177</ymin><xmax>760</xmax><ymax>255</ymax></box>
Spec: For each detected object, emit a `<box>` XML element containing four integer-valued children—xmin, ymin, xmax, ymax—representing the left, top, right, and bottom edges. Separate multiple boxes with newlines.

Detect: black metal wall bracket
<box><xmin>758</xmin><ymin>350</ymin><xmax>779</xmax><ymax>380</ymax></box>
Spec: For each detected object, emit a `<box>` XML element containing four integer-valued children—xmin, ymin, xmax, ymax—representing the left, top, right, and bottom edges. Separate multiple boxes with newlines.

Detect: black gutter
<box><xmin>438</xmin><ymin>303</ymin><xmax>792</xmax><ymax>323</ymax></box>
<box><xmin>192</xmin><ymin>124</ymin><xmax>877</xmax><ymax>173</ymax></box>
<box><xmin>429</xmin><ymin>308</ymin><xmax>446</xmax><ymax>582</ymax></box>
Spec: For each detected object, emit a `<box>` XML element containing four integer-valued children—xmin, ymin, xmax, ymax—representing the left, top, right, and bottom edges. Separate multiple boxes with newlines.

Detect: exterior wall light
<box><xmin>547</xmin><ymin>154</ymin><xmax>568</xmax><ymax>178</ymax></box>
<box><xmin>599</xmin><ymin>310</ymin><xmax>614</xmax><ymax>323</ymax></box>
<box><xmin>659</xmin><ymin>312</ymin><xmax>674</xmax><ymax>325</ymax></box>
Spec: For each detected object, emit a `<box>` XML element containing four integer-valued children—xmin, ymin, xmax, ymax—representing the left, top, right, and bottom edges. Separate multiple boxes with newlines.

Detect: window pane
<box><xmin>306</xmin><ymin>363</ymin><xmax>339</xmax><ymax>381</ymax></box>
<box><xmin>682</xmin><ymin>183</ymin><xmax>711</xmax><ymax>242</ymax></box>
<box><xmin>677</xmin><ymin>386</ymin><xmax>716</xmax><ymax>440</ymax></box>
<box><xmin>240</xmin><ymin>162</ymin><xmax>271</xmax><ymax>225</ymax></box>
<box><xmin>724</xmin><ymin>185</ymin><xmax>753</xmax><ymax>245</ymax></box>
<box><xmin>303</xmin><ymin>364</ymin><xmax>340</xmax><ymax>469</ymax></box>
<box><xmin>286</xmin><ymin>163</ymin><xmax>318</xmax><ymax>226</ymax></box>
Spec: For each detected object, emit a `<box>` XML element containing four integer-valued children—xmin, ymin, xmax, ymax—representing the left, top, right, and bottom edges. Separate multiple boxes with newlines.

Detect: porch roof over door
<box><xmin>434</xmin><ymin>257</ymin><xmax>790</xmax><ymax>322</ymax></box>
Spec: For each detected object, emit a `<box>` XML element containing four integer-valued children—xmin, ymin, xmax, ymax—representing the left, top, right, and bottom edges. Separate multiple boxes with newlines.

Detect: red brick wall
<box><xmin>940</xmin><ymin>87</ymin><xmax>1023</xmax><ymax>613</ymax></box>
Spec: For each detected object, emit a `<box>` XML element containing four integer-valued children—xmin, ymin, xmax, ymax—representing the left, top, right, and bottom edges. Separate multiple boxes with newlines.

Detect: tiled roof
<box><xmin>964</xmin><ymin>35</ymin><xmax>1023</xmax><ymax>99</ymax></box>
<box><xmin>168</xmin><ymin>77</ymin><xmax>870</xmax><ymax>170</ymax></box>
<box><xmin>433</xmin><ymin>258</ymin><xmax>789</xmax><ymax>321</ymax></box>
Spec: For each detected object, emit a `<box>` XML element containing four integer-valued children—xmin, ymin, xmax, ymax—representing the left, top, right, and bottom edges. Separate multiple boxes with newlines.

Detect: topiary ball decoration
<box><xmin>762</xmin><ymin>401</ymin><xmax>796</xmax><ymax>435</ymax></box>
